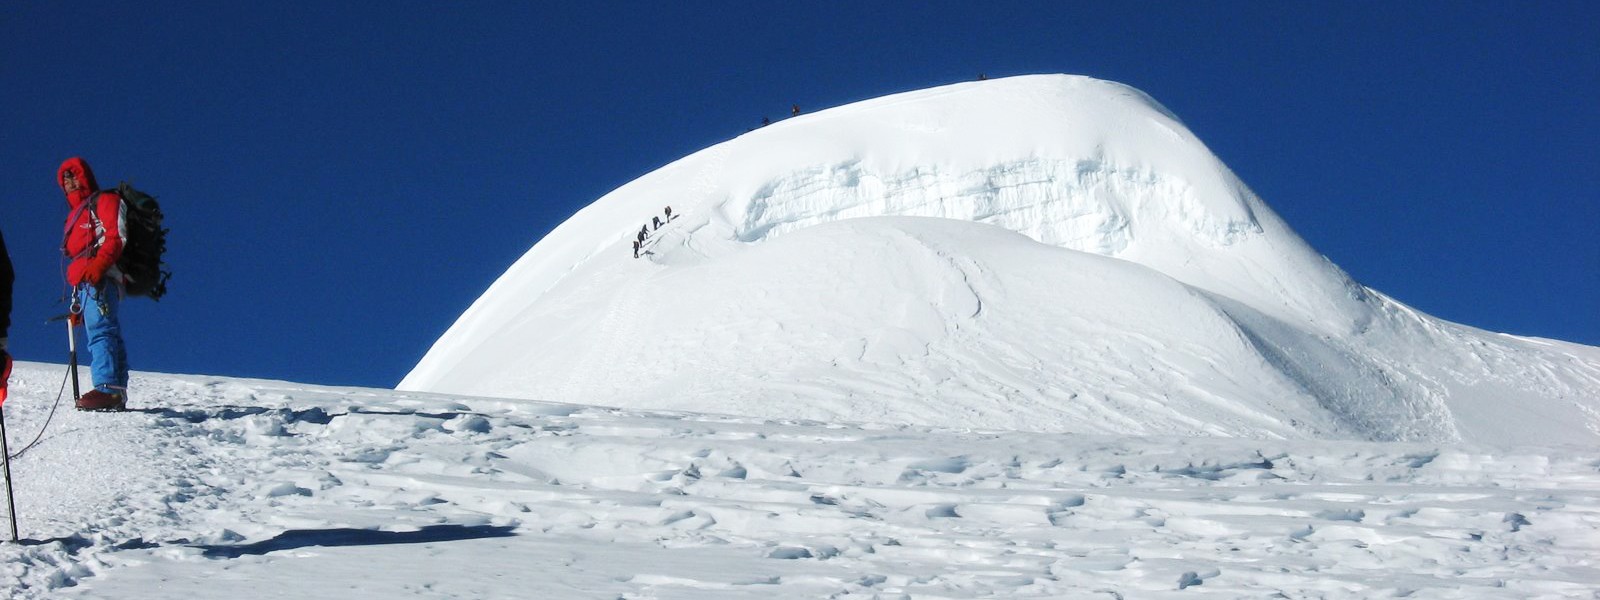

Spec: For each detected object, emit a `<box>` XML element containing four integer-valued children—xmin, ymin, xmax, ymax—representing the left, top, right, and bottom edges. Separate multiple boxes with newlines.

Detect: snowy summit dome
<box><xmin>402</xmin><ymin>75</ymin><xmax>1600</xmax><ymax>446</ymax></box>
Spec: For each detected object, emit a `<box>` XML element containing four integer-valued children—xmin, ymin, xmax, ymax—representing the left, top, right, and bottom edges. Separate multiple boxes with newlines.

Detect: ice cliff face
<box><xmin>402</xmin><ymin>75</ymin><xmax>1600</xmax><ymax>446</ymax></box>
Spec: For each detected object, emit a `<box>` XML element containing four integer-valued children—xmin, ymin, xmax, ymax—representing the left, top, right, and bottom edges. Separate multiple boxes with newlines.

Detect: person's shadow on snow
<box><xmin>196</xmin><ymin>524</ymin><xmax>518</xmax><ymax>558</ymax></box>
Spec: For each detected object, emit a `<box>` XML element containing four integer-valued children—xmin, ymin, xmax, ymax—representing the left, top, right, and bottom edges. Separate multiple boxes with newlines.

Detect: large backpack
<box><xmin>70</xmin><ymin>183</ymin><xmax>171</xmax><ymax>300</ymax></box>
<box><xmin>113</xmin><ymin>182</ymin><xmax>171</xmax><ymax>299</ymax></box>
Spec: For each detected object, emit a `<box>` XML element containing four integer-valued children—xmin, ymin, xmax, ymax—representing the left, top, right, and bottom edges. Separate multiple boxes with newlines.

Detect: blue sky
<box><xmin>3</xmin><ymin>2</ymin><xmax>1596</xmax><ymax>388</ymax></box>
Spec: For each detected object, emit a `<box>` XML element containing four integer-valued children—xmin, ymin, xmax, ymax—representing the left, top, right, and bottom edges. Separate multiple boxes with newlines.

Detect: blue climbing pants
<box><xmin>79</xmin><ymin>282</ymin><xmax>129</xmax><ymax>392</ymax></box>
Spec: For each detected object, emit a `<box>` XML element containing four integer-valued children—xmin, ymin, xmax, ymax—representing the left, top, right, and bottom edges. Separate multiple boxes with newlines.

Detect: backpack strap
<box><xmin>61</xmin><ymin>189</ymin><xmax>120</xmax><ymax>260</ymax></box>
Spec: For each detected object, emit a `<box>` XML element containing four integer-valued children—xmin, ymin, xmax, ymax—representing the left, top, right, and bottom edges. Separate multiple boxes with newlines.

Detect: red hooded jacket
<box><xmin>58</xmin><ymin>157</ymin><xmax>126</xmax><ymax>287</ymax></box>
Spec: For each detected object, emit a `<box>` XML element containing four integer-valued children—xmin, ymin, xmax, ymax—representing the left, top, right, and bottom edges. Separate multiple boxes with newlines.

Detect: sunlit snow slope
<box><xmin>402</xmin><ymin>74</ymin><xmax>1600</xmax><ymax>446</ymax></box>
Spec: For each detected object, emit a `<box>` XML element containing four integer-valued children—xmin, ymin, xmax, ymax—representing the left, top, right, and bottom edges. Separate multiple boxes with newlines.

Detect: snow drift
<box><xmin>401</xmin><ymin>74</ymin><xmax>1600</xmax><ymax>446</ymax></box>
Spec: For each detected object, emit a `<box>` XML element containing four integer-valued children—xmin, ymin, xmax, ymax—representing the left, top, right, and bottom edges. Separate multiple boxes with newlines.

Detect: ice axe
<box><xmin>47</xmin><ymin>297</ymin><xmax>83</xmax><ymax>404</ymax></box>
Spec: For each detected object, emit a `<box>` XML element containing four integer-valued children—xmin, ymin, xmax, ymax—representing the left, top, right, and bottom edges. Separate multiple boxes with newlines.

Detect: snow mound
<box><xmin>401</xmin><ymin>74</ymin><xmax>1600</xmax><ymax>446</ymax></box>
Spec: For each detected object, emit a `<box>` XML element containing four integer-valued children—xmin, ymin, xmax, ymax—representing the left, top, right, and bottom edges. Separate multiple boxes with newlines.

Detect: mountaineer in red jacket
<box><xmin>59</xmin><ymin>157</ymin><xmax>130</xmax><ymax>411</ymax></box>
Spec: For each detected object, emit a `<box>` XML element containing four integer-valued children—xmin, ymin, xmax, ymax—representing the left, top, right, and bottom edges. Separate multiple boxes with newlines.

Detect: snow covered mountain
<box><xmin>5</xmin><ymin>74</ymin><xmax>1597</xmax><ymax>599</ymax></box>
<box><xmin>401</xmin><ymin>74</ymin><xmax>1600</xmax><ymax>446</ymax></box>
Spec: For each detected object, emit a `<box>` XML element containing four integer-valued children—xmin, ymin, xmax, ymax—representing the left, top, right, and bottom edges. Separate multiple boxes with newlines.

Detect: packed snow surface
<box><xmin>2</xmin><ymin>365</ymin><xmax>1598</xmax><ymax>598</ymax></box>
<box><xmin>402</xmin><ymin>74</ymin><xmax>1600</xmax><ymax>446</ymax></box>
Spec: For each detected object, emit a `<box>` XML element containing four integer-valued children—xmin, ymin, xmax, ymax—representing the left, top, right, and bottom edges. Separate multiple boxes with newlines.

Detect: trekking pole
<box><xmin>0</xmin><ymin>355</ymin><xmax>17</xmax><ymax>541</ymax></box>
<box><xmin>0</xmin><ymin>408</ymin><xmax>17</xmax><ymax>542</ymax></box>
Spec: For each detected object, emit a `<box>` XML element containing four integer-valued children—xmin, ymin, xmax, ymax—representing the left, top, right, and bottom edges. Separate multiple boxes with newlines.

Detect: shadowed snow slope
<box><xmin>401</xmin><ymin>74</ymin><xmax>1600</xmax><ymax>446</ymax></box>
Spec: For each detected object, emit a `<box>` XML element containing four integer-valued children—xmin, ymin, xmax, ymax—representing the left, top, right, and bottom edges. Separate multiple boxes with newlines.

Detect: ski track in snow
<box><xmin>0</xmin><ymin>365</ymin><xmax>1596</xmax><ymax>599</ymax></box>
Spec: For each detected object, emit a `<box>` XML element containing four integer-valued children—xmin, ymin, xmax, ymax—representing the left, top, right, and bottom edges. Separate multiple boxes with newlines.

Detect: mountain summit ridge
<box><xmin>402</xmin><ymin>74</ymin><xmax>1600</xmax><ymax>446</ymax></box>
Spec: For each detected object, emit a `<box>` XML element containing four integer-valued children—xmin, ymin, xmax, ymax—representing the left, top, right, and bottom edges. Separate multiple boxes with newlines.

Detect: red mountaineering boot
<box><xmin>75</xmin><ymin>389</ymin><xmax>126</xmax><ymax>412</ymax></box>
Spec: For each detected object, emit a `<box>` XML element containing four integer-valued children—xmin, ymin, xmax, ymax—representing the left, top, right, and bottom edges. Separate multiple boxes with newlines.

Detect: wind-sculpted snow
<box><xmin>403</xmin><ymin>74</ymin><xmax>1600</xmax><ymax>445</ymax></box>
<box><xmin>731</xmin><ymin>157</ymin><xmax>1254</xmax><ymax>256</ymax></box>
<box><xmin>3</xmin><ymin>367</ymin><xmax>1599</xmax><ymax>598</ymax></box>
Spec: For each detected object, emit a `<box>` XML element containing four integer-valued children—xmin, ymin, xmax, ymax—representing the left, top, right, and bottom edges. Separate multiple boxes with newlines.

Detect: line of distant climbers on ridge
<box><xmin>748</xmin><ymin>104</ymin><xmax>803</xmax><ymax>132</ymax></box>
<box><xmin>632</xmin><ymin>206</ymin><xmax>675</xmax><ymax>259</ymax></box>
<box><xmin>745</xmin><ymin>75</ymin><xmax>986</xmax><ymax>133</ymax></box>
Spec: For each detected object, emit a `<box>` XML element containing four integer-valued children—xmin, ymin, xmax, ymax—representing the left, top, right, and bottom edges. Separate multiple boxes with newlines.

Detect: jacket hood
<box><xmin>58</xmin><ymin>157</ymin><xmax>99</xmax><ymax>207</ymax></box>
